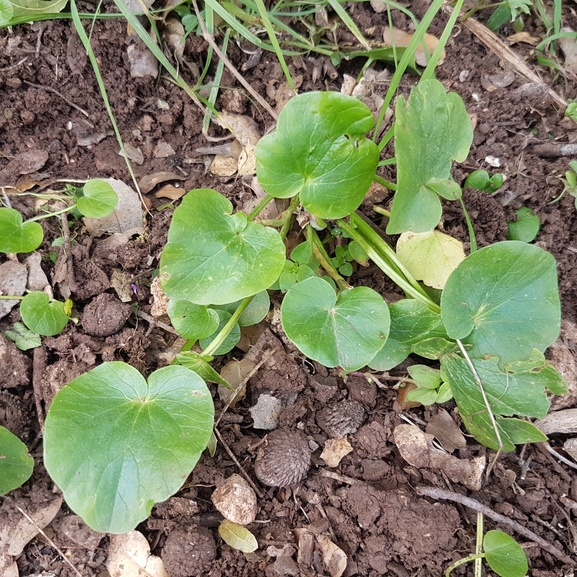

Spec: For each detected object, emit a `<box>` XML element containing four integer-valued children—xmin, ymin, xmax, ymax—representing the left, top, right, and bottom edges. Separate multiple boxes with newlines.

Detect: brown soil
<box><xmin>1</xmin><ymin>2</ymin><xmax>577</xmax><ymax>576</ymax></box>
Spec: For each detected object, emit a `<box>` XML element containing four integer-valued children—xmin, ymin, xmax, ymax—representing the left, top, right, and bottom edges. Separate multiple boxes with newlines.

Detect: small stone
<box><xmin>211</xmin><ymin>474</ymin><xmax>258</xmax><ymax>525</ymax></box>
<box><xmin>316</xmin><ymin>400</ymin><xmax>366</xmax><ymax>438</ymax></box>
<box><xmin>254</xmin><ymin>429</ymin><xmax>311</xmax><ymax>487</ymax></box>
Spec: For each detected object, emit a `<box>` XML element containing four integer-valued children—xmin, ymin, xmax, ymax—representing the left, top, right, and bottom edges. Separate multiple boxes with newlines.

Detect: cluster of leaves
<box><xmin>1</xmin><ymin>82</ymin><xmax>565</xmax><ymax>539</ymax></box>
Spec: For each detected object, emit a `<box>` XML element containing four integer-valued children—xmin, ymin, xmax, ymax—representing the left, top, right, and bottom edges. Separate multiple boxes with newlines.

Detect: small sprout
<box><xmin>254</xmin><ymin>429</ymin><xmax>311</xmax><ymax>487</ymax></box>
<box><xmin>316</xmin><ymin>400</ymin><xmax>366</xmax><ymax>438</ymax></box>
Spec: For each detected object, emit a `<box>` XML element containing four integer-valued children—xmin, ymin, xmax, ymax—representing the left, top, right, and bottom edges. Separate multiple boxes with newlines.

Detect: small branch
<box><xmin>23</xmin><ymin>80</ymin><xmax>92</xmax><ymax>120</ymax></box>
<box><xmin>416</xmin><ymin>486</ymin><xmax>576</xmax><ymax>566</ymax></box>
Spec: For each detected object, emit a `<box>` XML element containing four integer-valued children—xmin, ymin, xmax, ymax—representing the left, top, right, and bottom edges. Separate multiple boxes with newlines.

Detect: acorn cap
<box><xmin>254</xmin><ymin>429</ymin><xmax>311</xmax><ymax>487</ymax></box>
<box><xmin>316</xmin><ymin>399</ymin><xmax>366</xmax><ymax>438</ymax></box>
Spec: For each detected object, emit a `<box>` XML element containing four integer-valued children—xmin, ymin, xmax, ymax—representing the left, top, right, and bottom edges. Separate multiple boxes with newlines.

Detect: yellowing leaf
<box><xmin>218</xmin><ymin>519</ymin><xmax>258</xmax><ymax>553</ymax></box>
<box><xmin>396</xmin><ymin>230</ymin><xmax>465</xmax><ymax>289</ymax></box>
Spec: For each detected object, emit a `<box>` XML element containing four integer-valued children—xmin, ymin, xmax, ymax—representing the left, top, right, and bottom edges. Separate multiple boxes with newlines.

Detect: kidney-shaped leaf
<box><xmin>20</xmin><ymin>291</ymin><xmax>69</xmax><ymax>336</ymax></box>
<box><xmin>387</xmin><ymin>79</ymin><xmax>473</xmax><ymax>234</ymax></box>
<box><xmin>483</xmin><ymin>530</ymin><xmax>528</xmax><ymax>577</ymax></box>
<box><xmin>0</xmin><ymin>426</ymin><xmax>34</xmax><ymax>495</ymax></box>
<box><xmin>44</xmin><ymin>362</ymin><xmax>214</xmax><ymax>533</ymax></box>
<box><xmin>0</xmin><ymin>207</ymin><xmax>43</xmax><ymax>254</ymax></box>
<box><xmin>160</xmin><ymin>189</ymin><xmax>285</xmax><ymax>305</ymax></box>
<box><xmin>256</xmin><ymin>92</ymin><xmax>379</xmax><ymax>219</ymax></box>
<box><xmin>441</xmin><ymin>241</ymin><xmax>560</xmax><ymax>365</ymax></box>
<box><xmin>281</xmin><ymin>277</ymin><xmax>389</xmax><ymax>371</ymax></box>
<box><xmin>76</xmin><ymin>179</ymin><xmax>119</xmax><ymax>218</ymax></box>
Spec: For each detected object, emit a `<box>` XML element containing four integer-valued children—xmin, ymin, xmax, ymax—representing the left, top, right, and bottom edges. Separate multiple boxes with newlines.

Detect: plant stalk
<box><xmin>202</xmin><ymin>296</ymin><xmax>252</xmax><ymax>357</ymax></box>
<box><xmin>308</xmin><ymin>226</ymin><xmax>351</xmax><ymax>291</ymax></box>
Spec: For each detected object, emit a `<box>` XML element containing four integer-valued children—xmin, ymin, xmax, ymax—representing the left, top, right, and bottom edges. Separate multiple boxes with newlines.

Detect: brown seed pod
<box><xmin>254</xmin><ymin>429</ymin><xmax>311</xmax><ymax>487</ymax></box>
<box><xmin>316</xmin><ymin>400</ymin><xmax>366</xmax><ymax>438</ymax></box>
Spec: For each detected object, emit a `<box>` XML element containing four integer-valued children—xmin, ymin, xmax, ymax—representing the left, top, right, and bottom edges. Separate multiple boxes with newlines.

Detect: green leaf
<box><xmin>20</xmin><ymin>292</ymin><xmax>69</xmax><ymax>336</ymax></box>
<box><xmin>483</xmin><ymin>530</ymin><xmax>528</xmax><ymax>577</ymax></box>
<box><xmin>425</xmin><ymin>178</ymin><xmax>462</xmax><ymax>200</ymax></box>
<box><xmin>411</xmin><ymin>337</ymin><xmax>459</xmax><ymax>360</ymax></box>
<box><xmin>406</xmin><ymin>387</ymin><xmax>439</xmax><ymax>406</ymax></box>
<box><xmin>0</xmin><ymin>426</ymin><xmax>34</xmax><ymax>496</ymax></box>
<box><xmin>465</xmin><ymin>170</ymin><xmax>491</xmax><ymax>191</ymax></box>
<box><xmin>348</xmin><ymin>240</ymin><xmax>368</xmax><ymax>266</ymax></box>
<box><xmin>281</xmin><ymin>277</ymin><xmax>389</xmax><ymax>371</ymax></box>
<box><xmin>176</xmin><ymin>351</ymin><xmax>232</xmax><ymax>389</ymax></box>
<box><xmin>387</xmin><ymin>79</ymin><xmax>473</xmax><ymax>234</ymax></box>
<box><xmin>407</xmin><ymin>365</ymin><xmax>442</xmax><ymax>389</ymax></box>
<box><xmin>76</xmin><ymin>179</ymin><xmax>118</xmax><ymax>218</ymax></box>
<box><xmin>441</xmin><ymin>241</ymin><xmax>560</xmax><ymax>365</ymax></box>
<box><xmin>396</xmin><ymin>230</ymin><xmax>465</xmax><ymax>289</ymax></box>
<box><xmin>0</xmin><ymin>0</ymin><xmax>14</xmax><ymax>25</ymax></box>
<box><xmin>441</xmin><ymin>353</ymin><xmax>554</xmax><ymax>450</ymax></box>
<box><xmin>44</xmin><ymin>362</ymin><xmax>214</xmax><ymax>533</ymax></box>
<box><xmin>217</xmin><ymin>290</ymin><xmax>271</xmax><ymax>327</ymax></box>
<box><xmin>436</xmin><ymin>381</ymin><xmax>453</xmax><ymax>404</ymax></box>
<box><xmin>0</xmin><ymin>207</ymin><xmax>43</xmax><ymax>254</ymax></box>
<box><xmin>4</xmin><ymin>322</ymin><xmax>42</xmax><ymax>350</ymax></box>
<box><xmin>507</xmin><ymin>207</ymin><xmax>540</xmax><ymax>242</ymax></box>
<box><xmin>256</xmin><ymin>91</ymin><xmax>380</xmax><ymax>219</ymax></box>
<box><xmin>167</xmin><ymin>300</ymin><xmax>220</xmax><ymax>341</ymax></box>
<box><xmin>369</xmin><ymin>299</ymin><xmax>446</xmax><ymax>371</ymax></box>
<box><xmin>199</xmin><ymin>310</ymin><xmax>241</xmax><ymax>355</ymax></box>
<box><xmin>218</xmin><ymin>519</ymin><xmax>258</xmax><ymax>553</ymax></box>
<box><xmin>3</xmin><ymin>0</ymin><xmax>66</xmax><ymax>21</ymax></box>
<box><xmin>160</xmin><ymin>189</ymin><xmax>285</xmax><ymax>305</ymax></box>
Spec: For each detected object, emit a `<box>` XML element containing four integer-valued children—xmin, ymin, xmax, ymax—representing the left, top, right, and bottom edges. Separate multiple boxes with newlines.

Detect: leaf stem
<box><xmin>459</xmin><ymin>197</ymin><xmax>478</xmax><ymax>253</ymax></box>
<box><xmin>444</xmin><ymin>553</ymin><xmax>485</xmax><ymax>576</ymax></box>
<box><xmin>475</xmin><ymin>512</ymin><xmax>483</xmax><ymax>577</ymax></box>
<box><xmin>0</xmin><ymin>295</ymin><xmax>25</xmax><ymax>300</ymax></box>
<box><xmin>373</xmin><ymin>206</ymin><xmax>391</xmax><ymax>218</ymax></box>
<box><xmin>247</xmin><ymin>193</ymin><xmax>274</xmax><ymax>220</ymax></box>
<box><xmin>373</xmin><ymin>174</ymin><xmax>396</xmax><ymax>191</ymax></box>
<box><xmin>337</xmin><ymin>215</ymin><xmax>439</xmax><ymax>312</ymax></box>
<box><xmin>308</xmin><ymin>226</ymin><xmax>351</xmax><ymax>291</ymax></box>
<box><xmin>202</xmin><ymin>297</ymin><xmax>252</xmax><ymax>356</ymax></box>
<box><xmin>26</xmin><ymin>206</ymin><xmax>75</xmax><ymax>223</ymax></box>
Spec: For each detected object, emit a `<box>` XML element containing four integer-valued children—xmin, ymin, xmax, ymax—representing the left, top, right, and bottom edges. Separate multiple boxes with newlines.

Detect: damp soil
<box><xmin>1</xmin><ymin>2</ymin><xmax>577</xmax><ymax>576</ymax></box>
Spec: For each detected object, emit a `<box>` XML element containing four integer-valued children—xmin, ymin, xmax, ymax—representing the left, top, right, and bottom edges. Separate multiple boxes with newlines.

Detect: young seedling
<box><xmin>551</xmin><ymin>160</ymin><xmax>577</xmax><ymax>209</ymax></box>
<box><xmin>445</xmin><ymin>513</ymin><xmax>528</xmax><ymax>577</ymax></box>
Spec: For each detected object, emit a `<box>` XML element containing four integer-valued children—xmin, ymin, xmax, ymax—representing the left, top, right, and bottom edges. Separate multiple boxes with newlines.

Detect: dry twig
<box><xmin>416</xmin><ymin>486</ymin><xmax>576</xmax><ymax>566</ymax></box>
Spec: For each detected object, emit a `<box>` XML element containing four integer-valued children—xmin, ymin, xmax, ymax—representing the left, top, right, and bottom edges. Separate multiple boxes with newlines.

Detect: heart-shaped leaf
<box><xmin>256</xmin><ymin>91</ymin><xmax>379</xmax><ymax>219</ymax></box>
<box><xmin>0</xmin><ymin>207</ymin><xmax>43</xmax><ymax>254</ymax></box>
<box><xmin>281</xmin><ymin>277</ymin><xmax>389</xmax><ymax>371</ymax></box>
<box><xmin>76</xmin><ymin>179</ymin><xmax>119</xmax><ymax>218</ymax></box>
<box><xmin>387</xmin><ymin>79</ymin><xmax>473</xmax><ymax>234</ymax></box>
<box><xmin>44</xmin><ymin>362</ymin><xmax>214</xmax><ymax>533</ymax></box>
<box><xmin>160</xmin><ymin>189</ymin><xmax>285</xmax><ymax>305</ymax></box>
<box><xmin>0</xmin><ymin>426</ymin><xmax>34</xmax><ymax>495</ymax></box>
<box><xmin>20</xmin><ymin>291</ymin><xmax>69</xmax><ymax>336</ymax></box>
<box><xmin>441</xmin><ymin>241</ymin><xmax>560</xmax><ymax>365</ymax></box>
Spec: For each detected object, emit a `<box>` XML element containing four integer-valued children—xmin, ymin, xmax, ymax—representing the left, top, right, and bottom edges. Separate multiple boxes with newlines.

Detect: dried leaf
<box><xmin>218</xmin><ymin>520</ymin><xmax>258</xmax><ymax>553</ymax></box>
<box><xmin>154</xmin><ymin>184</ymin><xmax>186</xmax><ymax>200</ymax></box>
<box><xmin>316</xmin><ymin>534</ymin><xmax>347</xmax><ymax>577</ymax></box>
<box><xmin>139</xmin><ymin>171</ymin><xmax>186</xmax><ymax>194</ymax></box>
<box><xmin>506</xmin><ymin>32</ymin><xmax>540</xmax><ymax>45</ymax></box>
<box><xmin>394</xmin><ymin>424</ymin><xmax>485</xmax><ymax>491</ymax></box>
<box><xmin>535</xmin><ymin>408</ymin><xmax>577</xmax><ymax>434</ymax></box>
<box><xmin>559</xmin><ymin>27</ymin><xmax>577</xmax><ymax>76</ymax></box>
<box><xmin>107</xmin><ymin>531</ymin><xmax>168</xmax><ymax>577</ymax></box>
<box><xmin>425</xmin><ymin>409</ymin><xmax>467</xmax><ymax>452</ymax></box>
<box><xmin>118</xmin><ymin>143</ymin><xmax>144</xmax><ymax>165</ymax></box>
<box><xmin>383</xmin><ymin>26</ymin><xmax>445</xmax><ymax>66</ymax></box>
<box><xmin>218</xmin><ymin>357</ymin><xmax>255</xmax><ymax>406</ymax></box>
<box><xmin>163</xmin><ymin>17</ymin><xmax>185</xmax><ymax>63</ymax></box>
<box><xmin>320</xmin><ymin>437</ymin><xmax>353</xmax><ymax>467</ymax></box>
<box><xmin>216</xmin><ymin>112</ymin><xmax>261</xmax><ymax>176</ymax></box>
<box><xmin>209</xmin><ymin>155</ymin><xmax>238</xmax><ymax>177</ymax></box>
